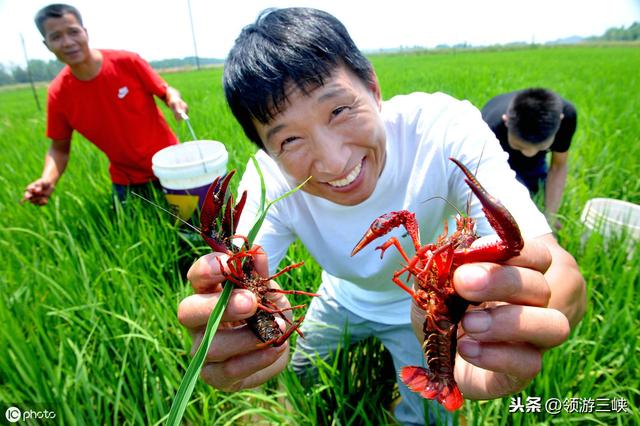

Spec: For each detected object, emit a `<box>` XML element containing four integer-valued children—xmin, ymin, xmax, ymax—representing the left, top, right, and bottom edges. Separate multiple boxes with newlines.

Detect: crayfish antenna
<box><xmin>130</xmin><ymin>192</ymin><xmax>201</xmax><ymax>234</ymax></box>
<box><xmin>421</xmin><ymin>196</ymin><xmax>464</xmax><ymax>219</ymax></box>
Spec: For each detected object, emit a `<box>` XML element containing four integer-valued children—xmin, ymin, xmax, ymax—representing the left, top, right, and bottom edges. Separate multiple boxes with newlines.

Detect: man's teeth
<box><xmin>328</xmin><ymin>162</ymin><xmax>362</xmax><ymax>187</ymax></box>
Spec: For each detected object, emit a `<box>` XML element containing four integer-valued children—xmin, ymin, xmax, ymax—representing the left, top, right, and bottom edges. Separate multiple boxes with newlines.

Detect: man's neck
<box><xmin>69</xmin><ymin>49</ymin><xmax>102</xmax><ymax>81</ymax></box>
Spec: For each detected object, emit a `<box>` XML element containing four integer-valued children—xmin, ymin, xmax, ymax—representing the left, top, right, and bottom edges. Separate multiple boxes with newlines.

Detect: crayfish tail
<box><xmin>400</xmin><ymin>366</ymin><xmax>464</xmax><ymax>412</ymax></box>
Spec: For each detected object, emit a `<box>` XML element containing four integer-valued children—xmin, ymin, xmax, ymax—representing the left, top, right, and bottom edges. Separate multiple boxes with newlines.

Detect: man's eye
<box><xmin>281</xmin><ymin>136</ymin><xmax>298</xmax><ymax>147</ymax></box>
<box><xmin>332</xmin><ymin>106</ymin><xmax>349</xmax><ymax>117</ymax></box>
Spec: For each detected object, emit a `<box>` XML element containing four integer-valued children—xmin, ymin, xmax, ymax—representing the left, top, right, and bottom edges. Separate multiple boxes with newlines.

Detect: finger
<box><xmin>177</xmin><ymin>290</ymin><xmax>257</xmax><ymax>327</ymax></box>
<box><xmin>250</xmin><ymin>245</ymin><xmax>270</xmax><ymax>278</ymax></box>
<box><xmin>26</xmin><ymin>196</ymin><xmax>48</xmax><ymax>206</ymax></box>
<box><xmin>200</xmin><ymin>343</ymin><xmax>289</xmax><ymax>391</ymax></box>
<box><xmin>461</xmin><ymin>305</ymin><xmax>570</xmax><ymax>349</ymax></box>
<box><xmin>457</xmin><ymin>338</ymin><xmax>542</xmax><ymax>381</ymax></box>
<box><xmin>454</xmin><ymin>353</ymin><xmax>533</xmax><ymax>400</ymax></box>
<box><xmin>25</xmin><ymin>184</ymin><xmax>40</xmax><ymax>194</ymax></box>
<box><xmin>187</xmin><ymin>249</ymin><xmax>271</xmax><ymax>293</ymax></box>
<box><xmin>192</xmin><ymin>317</ymin><xmax>288</xmax><ymax>362</ymax></box>
<box><xmin>23</xmin><ymin>189</ymin><xmax>42</xmax><ymax>199</ymax></box>
<box><xmin>454</xmin><ymin>262</ymin><xmax>551</xmax><ymax>307</ymax></box>
<box><xmin>187</xmin><ymin>252</ymin><xmax>230</xmax><ymax>293</ymax></box>
<box><xmin>502</xmin><ymin>237</ymin><xmax>552</xmax><ymax>272</ymax></box>
<box><xmin>193</xmin><ymin>325</ymin><xmax>265</xmax><ymax>362</ymax></box>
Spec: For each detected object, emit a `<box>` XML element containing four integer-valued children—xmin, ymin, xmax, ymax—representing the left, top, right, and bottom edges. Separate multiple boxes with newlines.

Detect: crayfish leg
<box><xmin>267</xmin><ymin>288</ymin><xmax>320</xmax><ymax>297</ymax></box>
<box><xmin>391</xmin><ymin>276</ymin><xmax>417</xmax><ymax>297</ymax></box>
<box><xmin>375</xmin><ymin>237</ymin><xmax>413</xmax><ymax>262</ymax></box>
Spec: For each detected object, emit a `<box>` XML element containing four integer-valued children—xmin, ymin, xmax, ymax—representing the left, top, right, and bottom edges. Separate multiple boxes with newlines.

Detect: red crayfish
<box><xmin>200</xmin><ymin>170</ymin><xmax>318</xmax><ymax>347</ymax></box>
<box><xmin>351</xmin><ymin>158</ymin><xmax>523</xmax><ymax>411</ymax></box>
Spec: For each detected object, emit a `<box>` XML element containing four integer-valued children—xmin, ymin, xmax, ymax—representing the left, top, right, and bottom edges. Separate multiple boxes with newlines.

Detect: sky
<box><xmin>1</xmin><ymin>0</ymin><xmax>639</xmax><ymax>67</ymax></box>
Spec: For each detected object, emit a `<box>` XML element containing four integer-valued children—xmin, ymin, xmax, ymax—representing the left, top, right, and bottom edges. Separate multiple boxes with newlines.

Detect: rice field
<box><xmin>0</xmin><ymin>44</ymin><xmax>638</xmax><ymax>425</ymax></box>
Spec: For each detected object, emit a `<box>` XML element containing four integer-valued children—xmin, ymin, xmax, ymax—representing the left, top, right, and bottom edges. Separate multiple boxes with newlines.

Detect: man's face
<box><xmin>42</xmin><ymin>13</ymin><xmax>90</xmax><ymax>66</ymax></box>
<box><xmin>253</xmin><ymin>66</ymin><xmax>387</xmax><ymax>206</ymax></box>
<box><xmin>507</xmin><ymin>132</ymin><xmax>554</xmax><ymax>157</ymax></box>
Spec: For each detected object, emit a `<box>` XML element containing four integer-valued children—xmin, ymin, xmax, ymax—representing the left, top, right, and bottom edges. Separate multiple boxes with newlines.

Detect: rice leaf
<box><xmin>250</xmin><ymin>155</ymin><xmax>267</xmax><ymax>217</ymax></box>
<box><xmin>166</xmin><ymin>282</ymin><xmax>233</xmax><ymax>426</ymax></box>
<box><xmin>247</xmin><ymin>176</ymin><xmax>311</xmax><ymax>246</ymax></box>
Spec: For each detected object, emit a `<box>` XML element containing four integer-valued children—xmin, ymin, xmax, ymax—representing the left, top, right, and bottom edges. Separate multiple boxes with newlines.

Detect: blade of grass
<box><xmin>250</xmin><ymin>155</ymin><xmax>267</xmax><ymax>216</ymax></box>
<box><xmin>166</xmin><ymin>282</ymin><xmax>233</xmax><ymax>426</ymax></box>
<box><xmin>247</xmin><ymin>176</ymin><xmax>311</xmax><ymax>246</ymax></box>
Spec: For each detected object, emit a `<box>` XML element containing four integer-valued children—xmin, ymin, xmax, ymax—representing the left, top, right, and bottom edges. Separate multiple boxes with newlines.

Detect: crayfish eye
<box><xmin>372</xmin><ymin>219</ymin><xmax>386</xmax><ymax>232</ymax></box>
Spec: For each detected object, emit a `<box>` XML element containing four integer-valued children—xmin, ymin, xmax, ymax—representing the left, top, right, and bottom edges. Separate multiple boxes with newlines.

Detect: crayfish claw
<box><xmin>200</xmin><ymin>170</ymin><xmax>247</xmax><ymax>252</ymax></box>
<box><xmin>449</xmin><ymin>158</ymin><xmax>523</xmax><ymax>259</ymax></box>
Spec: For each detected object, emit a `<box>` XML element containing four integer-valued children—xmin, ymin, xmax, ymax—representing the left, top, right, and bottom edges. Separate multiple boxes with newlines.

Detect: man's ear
<box><xmin>560</xmin><ymin>113</ymin><xmax>565</xmax><ymax>121</ymax></box>
<box><xmin>501</xmin><ymin>113</ymin><xmax>509</xmax><ymax>125</ymax></box>
<box><xmin>367</xmin><ymin>71</ymin><xmax>382</xmax><ymax>109</ymax></box>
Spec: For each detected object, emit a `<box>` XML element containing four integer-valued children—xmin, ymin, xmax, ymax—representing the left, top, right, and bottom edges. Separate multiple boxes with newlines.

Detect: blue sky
<box><xmin>1</xmin><ymin>0</ymin><xmax>639</xmax><ymax>66</ymax></box>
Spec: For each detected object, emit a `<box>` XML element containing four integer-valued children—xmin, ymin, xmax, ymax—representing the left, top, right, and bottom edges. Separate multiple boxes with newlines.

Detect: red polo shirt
<box><xmin>46</xmin><ymin>49</ymin><xmax>178</xmax><ymax>184</ymax></box>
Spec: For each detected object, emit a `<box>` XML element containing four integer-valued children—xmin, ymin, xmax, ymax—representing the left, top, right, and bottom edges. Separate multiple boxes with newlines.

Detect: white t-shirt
<box><xmin>236</xmin><ymin>92</ymin><xmax>551</xmax><ymax>325</ymax></box>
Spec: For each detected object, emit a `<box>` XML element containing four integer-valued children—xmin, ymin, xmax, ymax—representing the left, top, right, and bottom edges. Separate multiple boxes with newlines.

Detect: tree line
<box><xmin>589</xmin><ymin>21</ymin><xmax>640</xmax><ymax>42</ymax></box>
<box><xmin>0</xmin><ymin>56</ymin><xmax>223</xmax><ymax>87</ymax></box>
<box><xmin>0</xmin><ymin>59</ymin><xmax>63</xmax><ymax>86</ymax></box>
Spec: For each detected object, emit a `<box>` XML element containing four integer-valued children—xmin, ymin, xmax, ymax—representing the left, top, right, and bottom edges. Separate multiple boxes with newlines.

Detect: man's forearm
<box><xmin>42</xmin><ymin>142</ymin><xmax>71</xmax><ymax>184</ymax></box>
<box><xmin>545</xmin><ymin>165</ymin><xmax>567</xmax><ymax>217</ymax></box>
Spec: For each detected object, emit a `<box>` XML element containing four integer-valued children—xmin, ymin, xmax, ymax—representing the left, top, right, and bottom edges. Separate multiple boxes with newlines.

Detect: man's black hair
<box><xmin>223</xmin><ymin>7</ymin><xmax>375</xmax><ymax>148</ymax></box>
<box><xmin>506</xmin><ymin>88</ymin><xmax>563</xmax><ymax>144</ymax></box>
<box><xmin>35</xmin><ymin>3</ymin><xmax>83</xmax><ymax>37</ymax></box>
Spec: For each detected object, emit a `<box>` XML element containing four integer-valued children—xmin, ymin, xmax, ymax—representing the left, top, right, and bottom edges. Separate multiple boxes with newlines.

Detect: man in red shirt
<box><xmin>23</xmin><ymin>3</ymin><xmax>188</xmax><ymax>205</ymax></box>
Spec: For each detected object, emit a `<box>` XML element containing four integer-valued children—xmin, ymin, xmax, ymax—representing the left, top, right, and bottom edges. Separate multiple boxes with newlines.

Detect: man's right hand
<box><xmin>22</xmin><ymin>178</ymin><xmax>55</xmax><ymax>206</ymax></box>
<box><xmin>178</xmin><ymin>249</ymin><xmax>291</xmax><ymax>391</ymax></box>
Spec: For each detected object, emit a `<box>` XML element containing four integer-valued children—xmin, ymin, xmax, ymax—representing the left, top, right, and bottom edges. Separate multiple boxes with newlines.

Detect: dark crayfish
<box><xmin>351</xmin><ymin>158</ymin><xmax>523</xmax><ymax>411</ymax></box>
<box><xmin>200</xmin><ymin>170</ymin><xmax>318</xmax><ymax>347</ymax></box>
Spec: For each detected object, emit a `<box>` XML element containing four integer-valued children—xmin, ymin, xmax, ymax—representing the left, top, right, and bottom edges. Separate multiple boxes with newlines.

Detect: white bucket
<box><xmin>580</xmin><ymin>198</ymin><xmax>640</xmax><ymax>255</ymax></box>
<box><xmin>152</xmin><ymin>140</ymin><xmax>228</xmax><ymax>220</ymax></box>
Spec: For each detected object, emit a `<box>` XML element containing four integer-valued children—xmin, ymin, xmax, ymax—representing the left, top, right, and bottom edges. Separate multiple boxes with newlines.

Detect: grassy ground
<box><xmin>0</xmin><ymin>45</ymin><xmax>638</xmax><ymax>425</ymax></box>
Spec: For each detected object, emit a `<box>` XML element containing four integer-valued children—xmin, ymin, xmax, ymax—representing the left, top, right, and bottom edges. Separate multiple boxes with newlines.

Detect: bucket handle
<box><xmin>179</xmin><ymin>112</ymin><xmax>208</xmax><ymax>175</ymax></box>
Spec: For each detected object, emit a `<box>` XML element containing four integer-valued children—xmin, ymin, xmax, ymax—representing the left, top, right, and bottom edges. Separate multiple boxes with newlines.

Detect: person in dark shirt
<box><xmin>481</xmin><ymin>88</ymin><xmax>577</xmax><ymax>227</ymax></box>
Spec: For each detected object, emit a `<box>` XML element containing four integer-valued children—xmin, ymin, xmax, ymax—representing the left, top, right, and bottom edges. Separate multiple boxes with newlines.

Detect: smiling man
<box><xmin>178</xmin><ymin>8</ymin><xmax>585</xmax><ymax>425</ymax></box>
<box><xmin>481</xmin><ymin>88</ymin><xmax>577</xmax><ymax>225</ymax></box>
<box><xmin>23</xmin><ymin>3</ymin><xmax>188</xmax><ymax>205</ymax></box>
